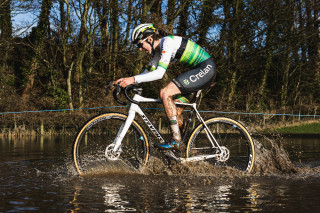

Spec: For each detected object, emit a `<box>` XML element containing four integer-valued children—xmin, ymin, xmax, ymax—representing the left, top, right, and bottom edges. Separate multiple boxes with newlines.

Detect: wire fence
<box><xmin>1</xmin><ymin>105</ymin><xmax>320</xmax><ymax>117</ymax></box>
<box><xmin>1</xmin><ymin>105</ymin><xmax>319</xmax><ymax>136</ymax></box>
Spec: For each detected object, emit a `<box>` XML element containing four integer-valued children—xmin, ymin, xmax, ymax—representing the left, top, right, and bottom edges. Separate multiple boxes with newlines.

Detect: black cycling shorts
<box><xmin>172</xmin><ymin>58</ymin><xmax>216</xmax><ymax>94</ymax></box>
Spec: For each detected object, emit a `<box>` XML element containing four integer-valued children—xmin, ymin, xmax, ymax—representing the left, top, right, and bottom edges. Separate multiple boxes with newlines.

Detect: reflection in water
<box><xmin>102</xmin><ymin>183</ymin><xmax>136</xmax><ymax>212</ymax></box>
<box><xmin>186</xmin><ymin>184</ymin><xmax>233</xmax><ymax>212</ymax></box>
<box><xmin>66</xmin><ymin>178</ymin><xmax>268</xmax><ymax>212</ymax></box>
<box><xmin>245</xmin><ymin>183</ymin><xmax>261</xmax><ymax>211</ymax></box>
<box><xmin>214</xmin><ymin>185</ymin><xmax>232</xmax><ymax>208</ymax></box>
<box><xmin>69</xmin><ymin>187</ymin><xmax>82</xmax><ymax>213</ymax></box>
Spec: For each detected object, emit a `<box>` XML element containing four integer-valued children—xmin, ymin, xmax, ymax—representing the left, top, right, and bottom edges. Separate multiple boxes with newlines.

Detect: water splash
<box><xmin>143</xmin><ymin>134</ymin><xmax>320</xmax><ymax>178</ymax></box>
<box><xmin>252</xmin><ymin>134</ymin><xmax>297</xmax><ymax>175</ymax></box>
<box><xmin>142</xmin><ymin>156</ymin><xmax>246</xmax><ymax>178</ymax></box>
<box><xmin>64</xmin><ymin>135</ymin><xmax>319</xmax><ymax>179</ymax></box>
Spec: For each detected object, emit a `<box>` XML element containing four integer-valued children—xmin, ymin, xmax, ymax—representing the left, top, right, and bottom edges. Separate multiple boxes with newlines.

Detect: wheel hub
<box><xmin>217</xmin><ymin>146</ymin><xmax>230</xmax><ymax>162</ymax></box>
<box><xmin>105</xmin><ymin>144</ymin><xmax>122</xmax><ymax>160</ymax></box>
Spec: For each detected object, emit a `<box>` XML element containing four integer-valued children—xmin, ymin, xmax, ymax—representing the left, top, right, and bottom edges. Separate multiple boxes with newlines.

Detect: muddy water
<box><xmin>0</xmin><ymin>135</ymin><xmax>320</xmax><ymax>212</ymax></box>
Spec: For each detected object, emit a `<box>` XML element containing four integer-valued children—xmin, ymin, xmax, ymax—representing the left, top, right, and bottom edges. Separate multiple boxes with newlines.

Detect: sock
<box><xmin>168</xmin><ymin>116</ymin><xmax>181</xmax><ymax>142</ymax></box>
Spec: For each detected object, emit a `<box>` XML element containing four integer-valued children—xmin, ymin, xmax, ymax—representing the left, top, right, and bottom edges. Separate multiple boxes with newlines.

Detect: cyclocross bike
<box><xmin>73</xmin><ymin>83</ymin><xmax>255</xmax><ymax>175</ymax></box>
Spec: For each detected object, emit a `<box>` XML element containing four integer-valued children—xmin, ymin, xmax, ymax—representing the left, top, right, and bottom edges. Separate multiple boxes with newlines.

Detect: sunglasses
<box><xmin>136</xmin><ymin>37</ymin><xmax>148</xmax><ymax>48</ymax></box>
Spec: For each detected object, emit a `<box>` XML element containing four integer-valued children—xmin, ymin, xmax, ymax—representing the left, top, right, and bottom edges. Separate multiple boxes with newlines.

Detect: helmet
<box><xmin>131</xmin><ymin>23</ymin><xmax>156</xmax><ymax>44</ymax></box>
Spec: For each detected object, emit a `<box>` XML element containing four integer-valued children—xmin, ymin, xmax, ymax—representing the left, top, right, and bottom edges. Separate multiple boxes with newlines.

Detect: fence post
<box><xmin>14</xmin><ymin>114</ymin><xmax>18</xmax><ymax>134</ymax></box>
<box><xmin>40</xmin><ymin>120</ymin><xmax>44</xmax><ymax>135</ymax></box>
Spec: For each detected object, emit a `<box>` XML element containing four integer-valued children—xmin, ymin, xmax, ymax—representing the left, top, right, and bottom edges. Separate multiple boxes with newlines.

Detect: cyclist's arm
<box><xmin>134</xmin><ymin>67</ymin><xmax>166</xmax><ymax>84</ymax></box>
<box><xmin>134</xmin><ymin>39</ymin><xmax>173</xmax><ymax>84</ymax></box>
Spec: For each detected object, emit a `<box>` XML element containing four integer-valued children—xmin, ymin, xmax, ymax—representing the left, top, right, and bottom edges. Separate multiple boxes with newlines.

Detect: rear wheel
<box><xmin>186</xmin><ymin>117</ymin><xmax>255</xmax><ymax>172</ymax></box>
<box><xmin>73</xmin><ymin>113</ymin><xmax>149</xmax><ymax>175</ymax></box>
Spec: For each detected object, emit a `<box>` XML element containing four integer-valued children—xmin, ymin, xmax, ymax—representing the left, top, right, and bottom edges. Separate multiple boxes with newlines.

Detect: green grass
<box><xmin>276</xmin><ymin>122</ymin><xmax>320</xmax><ymax>134</ymax></box>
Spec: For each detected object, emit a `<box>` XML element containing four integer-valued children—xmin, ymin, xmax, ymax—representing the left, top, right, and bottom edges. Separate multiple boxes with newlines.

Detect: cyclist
<box><xmin>116</xmin><ymin>23</ymin><xmax>216</xmax><ymax>150</ymax></box>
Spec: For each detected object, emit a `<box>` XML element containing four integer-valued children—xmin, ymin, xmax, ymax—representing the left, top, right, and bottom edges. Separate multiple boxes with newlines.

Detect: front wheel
<box><xmin>73</xmin><ymin>113</ymin><xmax>149</xmax><ymax>175</ymax></box>
<box><xmin>186</xmin><ymin>117</ymin><xmax>255</xmax><ymax>173</ymax></box>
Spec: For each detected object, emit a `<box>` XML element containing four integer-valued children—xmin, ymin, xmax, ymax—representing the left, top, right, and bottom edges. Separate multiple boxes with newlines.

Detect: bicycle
<box><xmin>73</xmin><ymin>83</ymin><xmax>255</xmax><ymax>175</ymax></box>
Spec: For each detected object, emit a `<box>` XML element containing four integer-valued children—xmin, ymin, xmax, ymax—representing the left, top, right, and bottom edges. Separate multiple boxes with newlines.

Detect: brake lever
<box><xmin>124</xmin><ymin>84</ymin><xmax>141</xmax><ymax>105</ymax></box>
<box><xmin>116</xmin><ymin>82</ymin><xmax>121</xmax><ymax>96</ymax></box>
<box><xmin>113</xmin><ymin>83</ymin><xmax>127</xmax><ymax>105</ymax></box>
<box><xmin>105</xmin><ymin>80</ymin><xmax>115</xmax><ymax>96</ymax></box>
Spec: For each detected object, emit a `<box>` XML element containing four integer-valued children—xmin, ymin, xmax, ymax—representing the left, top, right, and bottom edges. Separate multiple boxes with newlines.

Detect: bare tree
<box><xmin>21</xmin><ymin>0</ymin><xmax>52</xmax><ymax>107</ymax></box>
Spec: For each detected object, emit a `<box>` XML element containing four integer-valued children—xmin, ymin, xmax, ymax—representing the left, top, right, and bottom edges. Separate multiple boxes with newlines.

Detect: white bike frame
<box><xmin>111</xmin><ymin>91</ymin><xmax>224</xmax><ymax>163</ymax></box>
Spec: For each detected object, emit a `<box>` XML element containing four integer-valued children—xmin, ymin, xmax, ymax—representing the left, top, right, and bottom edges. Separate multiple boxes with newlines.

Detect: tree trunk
<box><xmin>312</xmin><ymin>0</ymin><xmax>320</xmax><ymax>88</ymax></box>
<box><xmin>67</xmin><ymin>61</ymin><xmax>75</xmax><ymax>109</ymax></box>
<box><xmin>258</xmin><ymin>1</ymin><xmax>276</xmax><ymax>106</ymax></box>
<box><xmin>197</xmin><ymin>0</ymin><xmax>217</xmax><ymax>46</ymax></box>
<box><xmin>110</xmin><ymin>0</ymin><xmax>119</xmax><ymax>78</ymax></box>
<box><xmin>61</xmin><ymin>0</ymin><xmax>75</xmax><ymax>109</ymax></box>
<box><xmin>0</xmin><ymin>0</ymin><xmax>12</xmax><ymax>39</ymax></box>
<box><xmin>123</xmin><ymin>0</ymin><xmax>132</xmax><ymax>47</ymax></box>
<box><xmin>227</xmin><ymin>0</ymin><xmax>243</xmax><ymax>104</ymax></box>
<box><xmin>21</xmin><ymin>0</ymin><xmax>52</xmax><ymax>107</ymax></box>
<box><xmin>218</xmin><ymin>1</ymin><xmax>231</xmax><ymax>104</ymax></box>
<box><xmin>0</xmin><ymin>0</ymin><xmax>12</xmax><ymax>76</ymax></box>
<box><xmin>76</xmin><ymin>0</ymin><xmax>90</xmax><ymax>108</ymax></box>
<box><xmin>167</xmin><ymin>0</ymin><xmax>192</xmax><ymax>33</ymax></box>
<box><xmin>151</xmin><ymin>0</ymin><xmax>162</xmax><ymax>26</ymax></box>
<box><xmin>177</xmin><ymin>0</ymin><xmax>190</xmax><ymax>36</ymax></box>
<box><xmin>280</xmin><ymin>0</ymin><xmax>295</xmax><ymax>107</ymax></box>
<box><xmin>305</xmin><ymin>0</ymin><xmax>320</xmax><ymax>100</ymax></box>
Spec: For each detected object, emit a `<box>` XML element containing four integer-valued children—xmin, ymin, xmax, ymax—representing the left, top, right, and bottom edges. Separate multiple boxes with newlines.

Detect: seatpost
<box><xmin>194</xmin><ymin>90</ymin><xmax>202</xmax><ymax>104</ymax></box>
<box><xmin>181</xmin><ymin>90</ymin><xmax>202</xmax><ymax>143</ymax></box>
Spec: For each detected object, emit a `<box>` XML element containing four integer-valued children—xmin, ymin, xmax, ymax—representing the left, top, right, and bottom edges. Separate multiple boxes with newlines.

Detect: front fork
<box><xmin>111</xmin><ymin>106</ymin><xmax>137</xmax><ymax>152</ymax></box>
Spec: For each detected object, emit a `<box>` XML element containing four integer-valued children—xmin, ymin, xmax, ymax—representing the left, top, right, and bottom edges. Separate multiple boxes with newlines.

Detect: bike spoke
<box><xmin>73</xmin><ymin>113</ymin><xmax>149</xmax><ymax>175</ymax></box>
<box><xmin>187</xmin><ymin>117</ymin><xmax>255</xmax><ymax>173</ymax></box>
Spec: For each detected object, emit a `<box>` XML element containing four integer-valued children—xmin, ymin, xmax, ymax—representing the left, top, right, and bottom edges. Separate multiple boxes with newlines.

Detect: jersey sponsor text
<box><xmin>189</xmin><ymin>64</ymin><xmax>212</xmax><ymax>82</ymax></box>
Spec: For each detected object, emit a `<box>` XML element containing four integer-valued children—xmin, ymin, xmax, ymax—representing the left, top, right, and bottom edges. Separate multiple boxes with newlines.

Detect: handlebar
<box><xmin>106</xmin><ymin>81</ymin><xmax>143</xmax><ymax>105</ymax></box>
<box><xmin>124</xmin><ymin>84</ymin><xmax>143</xmax><ymax>105</ymax></box>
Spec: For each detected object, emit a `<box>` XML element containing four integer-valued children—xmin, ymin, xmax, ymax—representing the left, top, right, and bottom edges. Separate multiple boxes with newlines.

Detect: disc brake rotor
<box><xmin>105</xmin><ymin>144</ymin><xmax>122</xmax><ymax>161</ymax></box>
<box><xmin>217</xmin><ymin>146</ymin><xmax>230</xmax><ymax>162</ymax></box>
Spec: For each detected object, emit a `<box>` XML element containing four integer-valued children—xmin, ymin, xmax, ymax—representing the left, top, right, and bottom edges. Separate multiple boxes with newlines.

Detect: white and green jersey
<box><xmin>134</xmin><ymin>35</ymin><xmax>211</xmax><ymax>84</ymax></box>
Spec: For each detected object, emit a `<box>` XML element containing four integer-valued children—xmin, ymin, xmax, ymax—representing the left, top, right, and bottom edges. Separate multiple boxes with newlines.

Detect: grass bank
<box><xmin>274</xmin><ymin>122</ymin><xmax>320</xmax><ymax>134</ymax></box>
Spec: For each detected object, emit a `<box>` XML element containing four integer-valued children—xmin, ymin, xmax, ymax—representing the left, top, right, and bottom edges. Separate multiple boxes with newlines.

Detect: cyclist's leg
<box><xmin>160</xmin><ymin>82</ymin><xmax>182</xmax><ymax>143</ymax></box>
<box><xmin>173</xmin><ymin>94</ymin><xmax>193</xmax><ymax>132</ymax></box>
<box><xmin>158</xmin><ymin>58</ymin><xmax>216</xmax><ymax>150</ymax></box>
<box><xmin>175</xmin><ymin>101</ymin><xmax>185</xmax><ymax>129</ymax></box>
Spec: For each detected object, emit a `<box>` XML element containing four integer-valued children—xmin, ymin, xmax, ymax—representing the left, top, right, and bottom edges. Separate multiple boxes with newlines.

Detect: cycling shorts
<box><xmin>172</xmin><ymin>58</ymin><xmax>216</xmax><ymax>94</ymax></box>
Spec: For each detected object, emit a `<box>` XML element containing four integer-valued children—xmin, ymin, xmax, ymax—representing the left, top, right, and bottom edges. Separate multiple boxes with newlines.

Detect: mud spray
<box><xmin>252</xmin><ymin>134</ymin><xmax>320</xmax><ymax>178</ymax></box>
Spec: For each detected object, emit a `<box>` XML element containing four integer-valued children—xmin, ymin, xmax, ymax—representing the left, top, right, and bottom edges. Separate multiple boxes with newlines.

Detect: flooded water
<box><xmin>0</xmin><ymin>134</ymin><xmax>320</xmax><ymax>212</ymax></box>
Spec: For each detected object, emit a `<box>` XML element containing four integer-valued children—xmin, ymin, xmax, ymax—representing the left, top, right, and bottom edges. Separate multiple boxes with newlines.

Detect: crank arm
<box><xmin>164</xmin><ymin>150</ymin><xmax>182</xmax><ymax>163</ymax></box>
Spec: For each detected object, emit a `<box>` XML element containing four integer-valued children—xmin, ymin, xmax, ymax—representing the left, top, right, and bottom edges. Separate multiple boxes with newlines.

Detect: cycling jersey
<box><xmin>134</xmin><ymin>35</ymin><xmax>216</xmax><ymax>94</ymax></box>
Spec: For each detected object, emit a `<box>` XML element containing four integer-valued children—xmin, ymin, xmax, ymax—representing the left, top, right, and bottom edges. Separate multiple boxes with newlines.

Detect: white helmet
<box><xmin>131</xmin><ymin>23</ymin><xmax>156</xmax><ymax>44</ymax></box>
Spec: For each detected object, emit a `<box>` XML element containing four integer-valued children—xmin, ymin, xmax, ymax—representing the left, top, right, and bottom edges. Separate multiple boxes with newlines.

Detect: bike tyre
<box><xmin>73</xmin><ymin>112</ymin><xmax>149</xmax><ymax>175</ymax></box>
<box><xmin>186</xmin><ymin>117</ymin><xmax>255</xmax><ymax>173</ymax></box>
